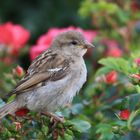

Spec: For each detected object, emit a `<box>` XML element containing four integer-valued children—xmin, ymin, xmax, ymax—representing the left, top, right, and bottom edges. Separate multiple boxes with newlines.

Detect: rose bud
<box><xmin>105</xmin><ymin>71</ymin><xmax>118</xmax><ymax>84</ymax></box>
<box><xmin>15</xmin><ymin>107</ymin><xmax>29</xmax><ymax>117</ymax></box>
<box><xmin>15</xmin><ymin>65</ymin><xmax>24</xmax><ymax>77</ymax></box>
<box><xmin>119</xmin><ymin>109</ymin><xmax>130</xmax><ymax>120</ymax></box>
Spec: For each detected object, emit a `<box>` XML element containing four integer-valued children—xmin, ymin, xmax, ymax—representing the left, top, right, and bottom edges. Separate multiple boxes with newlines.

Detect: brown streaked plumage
<box><xmin>0</xmin><ymin>30</ymin><xmax>94</xmax><ymax>120</ymax></box>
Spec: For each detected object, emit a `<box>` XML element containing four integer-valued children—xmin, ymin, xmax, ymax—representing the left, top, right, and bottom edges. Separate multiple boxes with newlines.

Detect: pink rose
<box><xmin>0</xmin><ymin>22</ymin><xmax>30</xmax><ymax>55</ymax></box>
<box><xmin>82</xmin><ymin>30</ymin><xmax>97</xmax><ymax>43</ymax></box>
<box><xmin>30</xmin><ymin>29</ymin><xmax>61</xmax><ymax>60</ymax></box>
<box><xmin>30</xmin><ymin>44</ymin><xmax>49</xmax><ymax>60</ymax></box>
<box><xmin>0</xmin><ymin>22</ymin><xmax>13</xmax><ymax>44</ymax></box>
<box><xmin>37</xmin><ymin>28</ymin><xmax>61</xmax><ymax>45</ymax></box>
<box><xmin>10</xmin><ymin>24</ymin><xmax>30</xmax><ymax>49</ymax></box>
<box><xmin>103</xmin><ymin>39</ymin><xmax>123</xmax><ymax>57</ymax></box>
<box><xmin>106</xmin><ymin>47</ymin><xmax>122</xmax><ymax>57</ymax></box>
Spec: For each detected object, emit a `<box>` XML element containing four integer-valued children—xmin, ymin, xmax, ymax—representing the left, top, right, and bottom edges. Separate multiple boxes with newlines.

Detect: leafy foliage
<box><xmin>0</xmin><ymin>0</ymin><xmax>140</xmax><ymax>139</ymax></box>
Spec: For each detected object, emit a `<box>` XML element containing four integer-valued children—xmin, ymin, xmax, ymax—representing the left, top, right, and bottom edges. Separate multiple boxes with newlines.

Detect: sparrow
<box><xmin>0</xmin><ymin>30</ymin><xmax>94</xmax><ymax>121</ymax></box>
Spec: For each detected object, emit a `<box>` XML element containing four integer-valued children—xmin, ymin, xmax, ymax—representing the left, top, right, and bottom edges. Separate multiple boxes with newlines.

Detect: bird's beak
<box><xmin>84</xmin><ymin>40</ymin><xmax>95</xmax><ymax>49</ymax></box>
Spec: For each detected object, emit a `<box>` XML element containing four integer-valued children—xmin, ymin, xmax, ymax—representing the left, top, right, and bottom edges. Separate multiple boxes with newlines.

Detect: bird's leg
<box><xmin>42</xmin><ymin>112</ymin><xmax>64</xmax><ymax>123</ymax></box>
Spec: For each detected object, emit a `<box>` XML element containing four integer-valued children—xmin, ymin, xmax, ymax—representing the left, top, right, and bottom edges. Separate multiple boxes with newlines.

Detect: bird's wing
<box><xmin>11</xmin><ymin>49</ymin><xmax>71</xmax><ymax>94</ymax></box>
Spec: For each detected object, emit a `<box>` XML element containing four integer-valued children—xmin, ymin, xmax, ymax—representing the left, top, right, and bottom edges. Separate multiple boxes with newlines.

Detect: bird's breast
<box><xmin>70</xmin><ymin>58</ymin><xmax>87</xmax><ymax>94</ymax></box>
<box><xmin>24</xmin><ymin>58</ymin><xmax>87</xmax><ymax>112</ymax></box>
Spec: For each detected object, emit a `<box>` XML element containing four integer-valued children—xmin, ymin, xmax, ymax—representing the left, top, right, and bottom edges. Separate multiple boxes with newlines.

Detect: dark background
<box><xmin>0</xmin><ymin>0</ymin><xmax>91</xmax><ymax>43</ymax></box>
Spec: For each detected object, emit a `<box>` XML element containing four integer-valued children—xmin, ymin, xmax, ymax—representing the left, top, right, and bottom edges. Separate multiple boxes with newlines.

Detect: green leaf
<box><xmin>71</xmin><ymin>103</ymin><xmax>84</xmax><ymax>115</ymax></box>
<box><xmin>98</xmin><ymin>57</ymin><xmax>131</xmax><ymax>75</ymax></box>
<box><xmin>95</xmin><ymin>67</ymin><xmax>112</xmax><ymax>77</ymax></box>
<box><xmin>70</xmin><ymin>119</ymin><xmax>91</xmax><ymax>133</ymax></box>
<box><xmin>128</xmin><ymin>93</ymin><xmax>140</xmax><ymax>111</ymax></box>
<box><xmin>117</xmin><ymin>9</ymin><xmax>129</xmax><ymax>24</ymax></box>
<box><xmin>65</xmin><ymin>129</ymin><xmax>73</xmax><ymax>136</ymax></box>
<box><xmin>42</xmin><ymin>125</ymin><xmax>48</xmax><ymax>135</ymax></box>
<box><xmin>101</xmin><ymin>93</ymin><xmax>140</xmax><ymax>111</ymax></box>
<box><xmin>128</xmin><ymin>108</ymin><xmax>140</xmax><ymax>129</ymax></box>
<box><xmin>7</xmin><ymin>94</ymin><xmax>16</xmax><ymax>103</ymax></box>
<box><xmin>96</xmin><ymin>123</ymin><xmax>114</xmax><ymax>140</ymax></box>
<box><xmin>79</xmin><ymin>1</ymin><xmax>119</xmax><ymax>17</ymax></box>
<box><xmin>127</xmin><ymin>111</ymin><xmax>135</xmax><ymax>130</ymax></box>
<box><xmin>63</xmin><ymin>133</ymin><xmax>73</xmax><ymax>140</ymax></box>
<box><xmin>96</xmin><ymin>124</ymin><xmax>112</xmax><ymax>133</ymax></box>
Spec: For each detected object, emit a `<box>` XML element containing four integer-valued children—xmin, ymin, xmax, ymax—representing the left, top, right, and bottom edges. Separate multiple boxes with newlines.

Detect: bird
<box><xmin>0</xmin><ymin>30</ymin><xmax>94</xmax><ymax>121</ymax></box>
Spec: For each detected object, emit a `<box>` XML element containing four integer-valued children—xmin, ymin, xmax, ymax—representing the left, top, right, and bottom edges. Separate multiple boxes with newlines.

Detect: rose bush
<box><xmin>0</xmin><ymin>0</ymin><xmax>140</xmax><ymax>140</ymax></box>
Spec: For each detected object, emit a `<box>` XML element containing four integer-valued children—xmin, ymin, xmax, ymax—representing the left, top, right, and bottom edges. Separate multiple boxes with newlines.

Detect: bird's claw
<box><xmin>42</xmin><ymin>112</ymin><xmax>64</xmax><ymax>123</ymax></box>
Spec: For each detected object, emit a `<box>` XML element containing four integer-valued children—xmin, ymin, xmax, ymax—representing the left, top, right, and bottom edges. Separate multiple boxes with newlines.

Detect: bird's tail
<box><xmin>0</xmin><ymin>101</ymin><xmax>18</xmax><ymax>119</ymax></box>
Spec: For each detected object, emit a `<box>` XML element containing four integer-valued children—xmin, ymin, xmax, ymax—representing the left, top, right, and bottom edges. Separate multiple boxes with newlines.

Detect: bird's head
<box><xmin>51</xmin><ymin>30</ymin><xmax>95</xmax><ymax>57</ymax></box>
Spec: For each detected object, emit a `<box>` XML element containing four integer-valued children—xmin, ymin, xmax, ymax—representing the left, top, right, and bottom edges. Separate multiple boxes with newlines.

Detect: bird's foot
<box><xmin>13</xmin><ymin>121</ymin><xmax>22</xmax><ymax>131</ymax></box>
<box><xmin>42</xmin><ymin>112</ymin><xmax>64</xmax><ymax>123</ymax></box>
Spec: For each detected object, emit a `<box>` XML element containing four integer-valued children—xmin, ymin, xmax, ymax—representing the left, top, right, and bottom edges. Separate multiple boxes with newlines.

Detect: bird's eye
<box><xmin>70</xmin><ymin>40</ymin><xmax>78</xmax><ymax>45</ymax></box>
